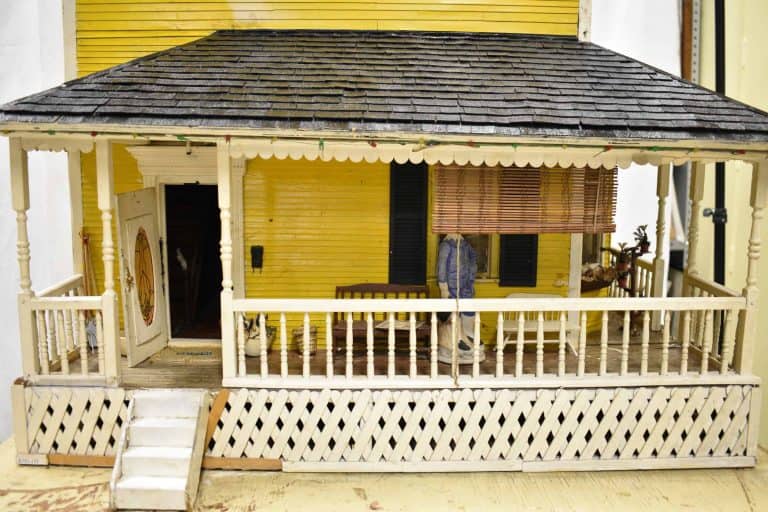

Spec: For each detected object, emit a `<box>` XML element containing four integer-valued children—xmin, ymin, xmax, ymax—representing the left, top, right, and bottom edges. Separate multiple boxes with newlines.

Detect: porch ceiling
<box><xmin>2</xmin><ymin>30</ymin><xmax>768</xmax><ymax>146</ymax></box>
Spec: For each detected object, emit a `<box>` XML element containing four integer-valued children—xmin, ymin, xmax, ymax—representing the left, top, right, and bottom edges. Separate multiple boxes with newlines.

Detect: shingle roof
<box><xmin>3</xmin><ymin>29</ymin><xmax>768</xmax><ymax>142</ymax></box>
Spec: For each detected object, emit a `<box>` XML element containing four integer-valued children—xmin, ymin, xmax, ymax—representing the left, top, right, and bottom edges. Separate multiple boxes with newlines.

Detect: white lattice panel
<box><xmin>23</xmin><ymin>387</ymin><xmax>129</xmax><ymax>456</ymax></box>
<box><xmin>207</xmin><ymin>386</ymin><xmax>754</xmax><ymax>465</ymax></box>
<box><xmin>18</xmin><ymin>384</ymin><xmax>756</xmax><ymax>471</ymax></box>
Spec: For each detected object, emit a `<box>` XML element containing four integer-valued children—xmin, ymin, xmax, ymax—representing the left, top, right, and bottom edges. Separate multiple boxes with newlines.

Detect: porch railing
<box><xmin>224</xmin><ymin>295</ymin><xmax>749</xmax><ymax>389</ymax></box>
<box><xmin>21</xmin><ymin>274</ymin><xmax>113</xmax><ymax>384</ymax></box>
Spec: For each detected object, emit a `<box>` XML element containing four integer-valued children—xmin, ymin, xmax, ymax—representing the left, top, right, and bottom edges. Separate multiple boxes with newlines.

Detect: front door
<box><xmin>117</xmin><ymin>188</ymin><xmax>168</xmax><ymax>366</ymax></box>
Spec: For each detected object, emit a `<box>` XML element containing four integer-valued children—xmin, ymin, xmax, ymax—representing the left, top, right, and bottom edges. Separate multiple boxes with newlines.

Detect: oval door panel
<box><xmin>134</xmin><ymin>227</ymin><xmax>155</xmax><ymax>327</ymax></box>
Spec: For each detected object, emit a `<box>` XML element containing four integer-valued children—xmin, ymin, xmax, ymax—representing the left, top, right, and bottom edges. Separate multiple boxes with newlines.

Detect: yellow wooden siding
<box><xmin>75</xmin><ymin>0</ymin><xmax>579</xmax><ymax>75</ymax></box>
<box><xmin>80</xmin><ymin>144</ymin><xmax>145</xmax><ymax>325</ymax></box>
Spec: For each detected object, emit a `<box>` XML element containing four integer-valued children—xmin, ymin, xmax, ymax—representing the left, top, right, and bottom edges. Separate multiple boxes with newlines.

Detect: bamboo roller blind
<box><xmin>433</xmin><ymin>165</ymin><xmax>617</xmax><ymax>234</ymax></box>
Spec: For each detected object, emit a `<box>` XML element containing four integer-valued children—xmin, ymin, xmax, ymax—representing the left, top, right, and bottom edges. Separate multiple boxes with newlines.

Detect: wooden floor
<box><xmin>117</xmin><ymin>317</ymin><xmax>719</xmax><ymax>388</ymax></box>
<box><xmin>0</xmin><ymin>438</ymin><xmax>765</xmax><ymax>511</ymax></box>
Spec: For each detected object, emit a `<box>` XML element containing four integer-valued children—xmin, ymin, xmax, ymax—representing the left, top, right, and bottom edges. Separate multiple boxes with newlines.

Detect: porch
<box><xmin>5</xmin><ymin>137</ymin><xmax>764</xmax><ymax>471</ymax></box>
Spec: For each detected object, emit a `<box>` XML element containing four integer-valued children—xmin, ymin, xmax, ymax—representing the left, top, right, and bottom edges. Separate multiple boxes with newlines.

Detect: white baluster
<box><xmin>430</xmin><ymin>312</ymin><xmax>438</xmax><ymax>379</ymax></box>
<box><xmin>496</xmin><ymin>311</ymin><xmax>504</xmax><ymax>378</ymax></box>
<box><xmin>558</xmin><ymin>311</ymin><xmax>566</xmax><ymax>377</ymax></box>
<box><xmin>260</xmin><ymin>312</ymin><xmax>268</xmax><ymax>377</ymax></box>
<box><xmin>620</xmin><ymin>310</ymin><xmax>630</xmax><ymax>376</ymax></box>
<box><xmin>367</xmin><ymin>312</ymin><xmax>374</xmax><ymax>378</ymax></box>
<box><xmin>410</xmin><ymin>311</ymin><xmax>417</xmax><ymax>379</ymax></box>
<box><xmin>302</xmin><ymin>312</ymin><xmax>310</xmax><ymax>378</ymax></box>
<box><xmin>324</xmin><ymin>312</ymin><xmax>331</xmax><ymax>379</ymax></box>
<box><xmin>78</xmin><ymin>310</ymin><xmax>88</xmax><ymax>375</ymax></box>
<box><xmin>516</xmin><ymin>313</ymin><xmax>525</xmax><ymax>377</ymax></box>
<box><xmin>95</xmin><ymin>312</ymin><xmax>104</xmax><ymax>375</ymax></box>
<box><xmin>46</xmin><ymin>310</ymin><xmax>58</xmax><ymax>361</ymax></box>
<box><xmin>36</xmin><ymin>311</ymin><xmax>49</xmax><ymax>375</ymax></box>
<box><xmin>661</xmin><ymin>311</ymin><xmax>670</xmax><ymax>375</ymax></box>
<box><xmin>721</xmin><ymin>309</ymin><xmax>736</xmax><ymax>374</ymax></box>
<box><xmin>599</xmin><ymin>310</ymin><xmax>608</xmax><ymax>375</ymax></box>
<box><xmin>701</xmin><ymin>309</ymin><xmax>713</xmax><ymax>374</ymax></box>
<box><xmin>56</xmin><ymin>310</ymin><xmax>69</xmax><ymax>375</ymax></box>
<box><xmin>681</xmin><ymin>310</ymin><xmax>691</xmax><ymax>375</ymax></box>
<box><xmin>577</xmin><ymin>311</ymin><xmax>587</xmax><ymax>376</ymax></box>
<box><xmin>640</xmin><ymin>311</ymin><xmax>650</xmax><ymax>375</ymax></box>
<box><xmin>388</xmin><ymin>312</ymin><xmax>396</xmax><ymax>379</ymax></box>
<box><xmin>282</xmin><ymin>313</ymin><xmax>289</xmax><ymax>378</ymax></box>
<box><xmin>473</xmin><ymin>313</ymin><xmax>481</xmax><ymax>378</ymax></box>
<box><xmin>237</xmin><ymin>314</ymin><xmax>246</xmax><ymax>377</ymax></box>
<box><xmin>346</xmin><ymin>312</ymin><xmax>353</xmax><ymax>378</ymax></box>
<box><xmin>536</xmin><ymin>311</ymin><xmax>544</xmax><ymax>377</ymax></box>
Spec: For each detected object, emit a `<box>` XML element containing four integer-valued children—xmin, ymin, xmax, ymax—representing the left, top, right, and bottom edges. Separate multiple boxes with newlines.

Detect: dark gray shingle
<box><xmin>2</xmin><ymin>29</ymin><xmax>768</xmax><ymax>142</ymax></box>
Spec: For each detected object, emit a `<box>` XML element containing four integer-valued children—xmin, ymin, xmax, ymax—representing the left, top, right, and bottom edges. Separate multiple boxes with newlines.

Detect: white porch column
<box><xmin>95</xmin><ymin>139</ymin><xmax>121</xmax><ymax>384</ymax></box>
<box><xmin>684</xmin><ymin>162</ymin><xmax>706</xmax><ymax>281</ymax></box>
<box><xmin>67</xmin><ymin>150</ymin><xmax>84</xmax><ymax>276</ymax></box>
<box><xmin>217</xmin><ymin>140</ymin><xmax>236</xmax><ymax>380</ymax></box>
<box><xmin>734</xmin><ymin>163</ymin><xmax>767</xmax><ymax>374</ymax></box>
<box><xmin>651</xmin><ymin>164</ymin><xmax>670</xmax><ymax>329</ymax></box>
<box><xmin>9</xmin><ymin>137</ymin><xmax>39</xmax><ymax>376</ymax></box>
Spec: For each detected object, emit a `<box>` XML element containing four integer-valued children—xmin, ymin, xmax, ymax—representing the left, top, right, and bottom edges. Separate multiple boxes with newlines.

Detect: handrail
<box><xmin>685</xmin><ymin>273</ymin><xmax>741</xmax><ymax>298</ymax></box>
<box><xmin>36</xmin><ymin>274</ymin><xmax>84</xmax><ymax>298</ymax></box>
<box><xmin>29</xmin><ymin>296</ymin><xmax>103</xmax><ymax>310</ymax></box>
<box><xmin>233</xmin><ymin>296</ymin><xmax>746</xmax><ymax>314</ymax></box>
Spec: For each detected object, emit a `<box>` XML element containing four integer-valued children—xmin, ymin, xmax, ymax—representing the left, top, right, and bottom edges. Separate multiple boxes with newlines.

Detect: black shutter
<box><xmin>499</xmin><ymin>234</ymin><xmax>538</xmax><ymax>287</ymax></box>
<box><xmin>389</xmin><ymin>162</ymin><xmax>427</xmax><ymax>284</ymax></box>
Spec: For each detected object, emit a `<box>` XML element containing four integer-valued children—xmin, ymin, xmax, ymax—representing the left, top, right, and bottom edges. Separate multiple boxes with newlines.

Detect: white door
<box><xmin>117</xmin><ymin>188</ymin><xmax>168</xmax><ymax>366</ymax></box>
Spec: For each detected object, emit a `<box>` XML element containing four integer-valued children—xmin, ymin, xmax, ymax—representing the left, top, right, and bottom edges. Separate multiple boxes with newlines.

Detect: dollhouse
<box><xmin>2</xmin><ymin>22</ymin><xmax>768</xmax><ymax>511</ymax></box>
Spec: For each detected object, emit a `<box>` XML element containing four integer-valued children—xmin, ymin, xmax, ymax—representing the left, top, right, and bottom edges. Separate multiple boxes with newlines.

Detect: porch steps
<box><xmin>110</xmin><ymin>390</ymin><xmax>210</xmax><ymax>511</ymax></box>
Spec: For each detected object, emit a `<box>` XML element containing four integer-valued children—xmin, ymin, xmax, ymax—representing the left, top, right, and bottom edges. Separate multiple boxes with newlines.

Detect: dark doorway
<box><xmin>165</xmin><ymin>184</ymin><xmax>222</xmax><ymax>339</ymax></box>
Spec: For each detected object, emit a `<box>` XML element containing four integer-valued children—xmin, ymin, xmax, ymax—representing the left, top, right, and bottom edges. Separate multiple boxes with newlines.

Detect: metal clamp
<box><xmin>703</xmin><ymin>207</ymin><xmax>728</xmax><ymax>224</ymax></box>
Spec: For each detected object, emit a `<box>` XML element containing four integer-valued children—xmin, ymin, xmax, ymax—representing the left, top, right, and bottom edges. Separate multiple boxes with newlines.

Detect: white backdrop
<box><xmin>591</xmin><ymin>0</ymin><xmax>681</xmax><ymax>258</ymax></box>
<box><xmin>0</xmin><ymin>0</ymin><xmax>73</xmax><ymax>441</ymax></box>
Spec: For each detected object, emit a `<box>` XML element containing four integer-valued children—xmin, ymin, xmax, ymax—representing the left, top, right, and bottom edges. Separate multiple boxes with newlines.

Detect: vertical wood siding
<box><xmin>75</xmin><ymin>0</ymin><xmax>579</xmax><ymax>75</ymax></box>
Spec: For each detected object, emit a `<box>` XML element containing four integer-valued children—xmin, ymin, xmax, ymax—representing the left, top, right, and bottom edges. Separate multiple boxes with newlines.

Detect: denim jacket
<box><xmin>437</xmin><ymin>237</ymin><xmax>477</xmax><ymax>299</ymax></box>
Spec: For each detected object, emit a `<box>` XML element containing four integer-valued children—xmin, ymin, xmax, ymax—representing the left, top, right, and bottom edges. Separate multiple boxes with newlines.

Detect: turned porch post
<box><xmin>217</xmin><ymin>140</ymin><xmax>236</xmax><ymax>380</ymax></box>
<box><xmin>651</xmin><ymin>164</ymin><xmax>670</xmax><ymax>329</ymax></box>
<box><xmin>684</xmin><ymin>162</ymin><xmax>706</xmax><ymax>286</ymax></box>
<box><xmin>95</xmin><ymin>139</ymin><xmax>121</xmax><ymax>383</ymax></box>
<box><xmin>9</xmin><ymin>137</ymin><xmax>39</xmax><ymax>376</ymax></box>
<box><xmin>734</xmin><ymin>162</ymin><xmax>767</xmax><ymax>374</ymax></box>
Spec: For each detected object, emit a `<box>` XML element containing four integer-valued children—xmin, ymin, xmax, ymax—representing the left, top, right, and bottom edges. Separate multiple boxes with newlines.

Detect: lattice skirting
<box><xmin>15</xmin><ymin>384</ymin><xmax>759</xmax><ymax>471</ymax></box>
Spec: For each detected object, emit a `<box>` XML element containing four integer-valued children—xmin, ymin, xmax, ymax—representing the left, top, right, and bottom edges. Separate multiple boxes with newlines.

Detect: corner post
<box><xmin>734</xmin><ymin>163</ymin><xmax>767</xmax><ymax>374</ymax></box>
<box><xmin>684</xmin><ymin>162</ymin><xmax>706</xmax><ymax>282</ymax></box>
<box><xmin>10</xmin><ymin>137</ymin><xmax>39</xmax><ymax>376</ymax></box>
<box><xmin>652</xmin><ymin>164</ymin><xmax>670</xmax><ymax>329</ymax></box>
<box><xmin>95</xmin><ymin>139</ymin><xmax>120</xmax><ymax>384</ymax></box>
<box><xmin>217</xmin><ymin>140</ymin><xmax>236</xmax><ymax>380</ymax></box>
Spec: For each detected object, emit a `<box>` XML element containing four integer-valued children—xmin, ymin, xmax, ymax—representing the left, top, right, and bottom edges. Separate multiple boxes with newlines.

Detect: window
<box><xmin>582</xmin><ymin>233</ymin><xmax>604</xmax><ymax>264</ymax></box>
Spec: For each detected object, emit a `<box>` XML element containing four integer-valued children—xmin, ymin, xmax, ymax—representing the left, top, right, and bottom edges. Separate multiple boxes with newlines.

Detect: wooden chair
<box><xmin>332</xmin><ymin>283</ymin><xmax>431</xmax><ymax>344</ymax></box>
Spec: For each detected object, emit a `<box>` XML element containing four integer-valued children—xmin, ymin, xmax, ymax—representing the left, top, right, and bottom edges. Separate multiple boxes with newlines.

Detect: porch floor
<box><xmin>117</xmin><ymin>322</ymin><xmax>719</xmax><ymax>388</ymax></box>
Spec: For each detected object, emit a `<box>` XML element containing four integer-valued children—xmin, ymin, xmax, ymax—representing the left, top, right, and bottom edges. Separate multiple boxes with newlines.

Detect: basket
<box><xmin>292</xmin><ymin>325</ymin><xmax>317</xmax><ymax>355</ymax></box>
